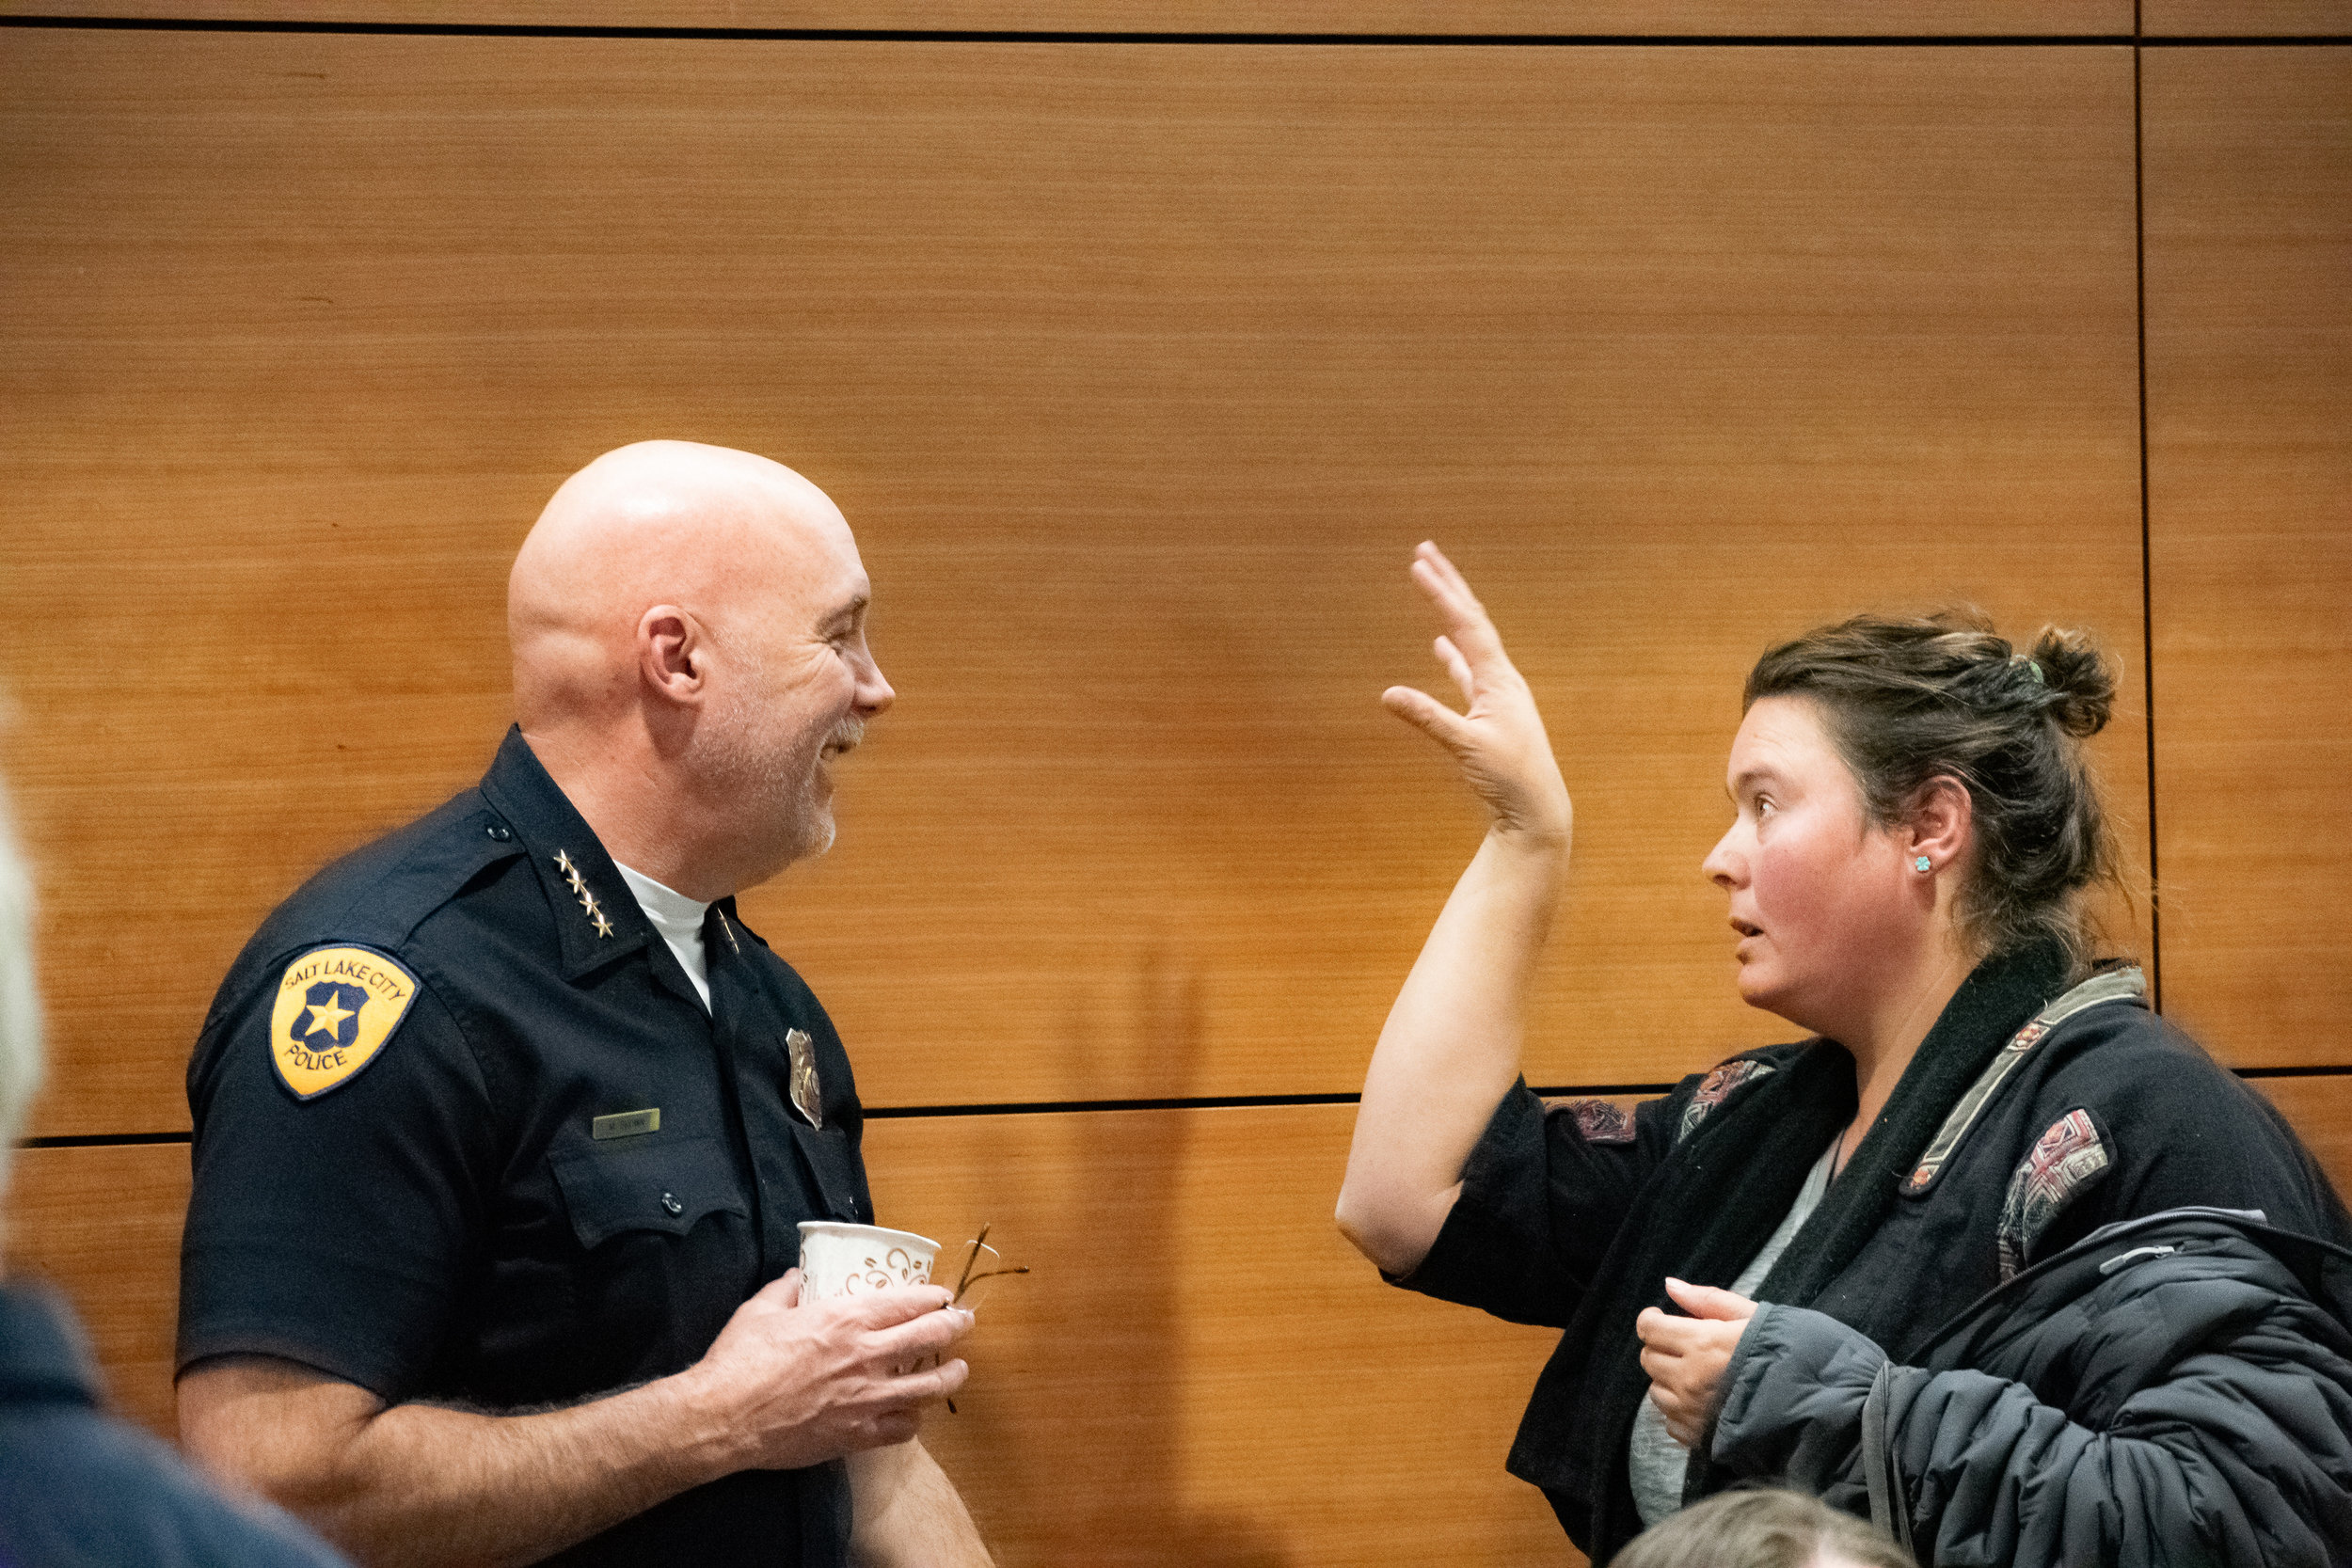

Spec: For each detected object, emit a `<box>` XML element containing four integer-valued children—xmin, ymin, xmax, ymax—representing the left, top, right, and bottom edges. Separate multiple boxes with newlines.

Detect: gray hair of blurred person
<box><xmin>0</xmin><ymin>776</ymin><xmax>42</xmax><ymax>1216</ymax></box>
<box><xmin>1613</xmin><ymin>1489</ymin><xmax>1917</xmax><ymax>1568</ymax></box>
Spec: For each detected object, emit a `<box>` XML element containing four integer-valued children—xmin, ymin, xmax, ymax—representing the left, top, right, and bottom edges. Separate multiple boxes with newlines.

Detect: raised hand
<box><xmin>1382</xmin><ymin>542</ymin><xmax>1571</xmax><ymax>846</ymax></box>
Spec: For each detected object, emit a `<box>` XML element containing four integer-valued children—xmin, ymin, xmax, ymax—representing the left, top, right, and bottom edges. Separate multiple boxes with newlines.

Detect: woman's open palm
<box><xmin>1382</xmin><ymin>542</ymin><xmax>1572</xmax><ymax>846</ymax></box>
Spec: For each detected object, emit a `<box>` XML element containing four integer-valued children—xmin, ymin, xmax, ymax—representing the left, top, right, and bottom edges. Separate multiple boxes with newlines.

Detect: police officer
<box><xmin>176</xmin><ymin>442</ymin><xmax>989</xmax><ymax>1567</ymax></box>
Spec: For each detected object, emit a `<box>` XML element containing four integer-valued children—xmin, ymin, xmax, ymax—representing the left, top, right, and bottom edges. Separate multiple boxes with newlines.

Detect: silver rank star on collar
<box><xmin>553</xmin><ymin>849</ymin><xmax>615</xmax><ymax>939</ymax></box>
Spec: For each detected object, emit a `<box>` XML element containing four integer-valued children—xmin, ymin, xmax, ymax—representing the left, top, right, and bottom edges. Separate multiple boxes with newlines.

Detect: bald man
<box><xmin>175</xmin><ymin>444</ymin><xmax>990</xmax><ymax>1568</ymax></box>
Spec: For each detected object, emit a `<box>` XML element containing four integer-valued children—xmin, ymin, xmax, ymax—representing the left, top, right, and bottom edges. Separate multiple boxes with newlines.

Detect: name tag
<box><xmin>592</xmin><ymin>1108</ymin><xmax>660</xmax><ymax>1141</ymax></box>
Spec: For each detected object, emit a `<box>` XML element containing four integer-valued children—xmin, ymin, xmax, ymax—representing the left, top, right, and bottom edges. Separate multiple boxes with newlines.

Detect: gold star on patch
<box><xmin>590</xmin><ymin>904</ymin><xmax>615</xmax><ymax>939</ymax></box>
<box><xmin>303</xmin><ymin>992</ymin><xmax>355</xmax><ymax>1038</ymax></box>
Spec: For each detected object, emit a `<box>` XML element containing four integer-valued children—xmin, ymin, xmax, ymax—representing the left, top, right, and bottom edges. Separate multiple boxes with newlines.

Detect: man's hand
<box><xmin>178</xmin><ymin>1271</ymin><xmax>975</xmax><ymax>1568</ymax></box>
<box><xmin>1635</xmin><ymin>1277</ymin><xmax>1758</xmax><ymax>1449</ymax></box>
<box><xmin>683</xmin><ymin>1269</ymin><xmax>974</xmax><ymax>1474</ymax></box>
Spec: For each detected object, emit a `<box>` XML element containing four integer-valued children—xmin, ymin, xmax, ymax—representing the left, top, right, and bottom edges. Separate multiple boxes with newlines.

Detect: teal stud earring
<box><xmin>1914</xmin><ymin>856</ymin><xmax>1933</xmax><ymax>873</ymax></box>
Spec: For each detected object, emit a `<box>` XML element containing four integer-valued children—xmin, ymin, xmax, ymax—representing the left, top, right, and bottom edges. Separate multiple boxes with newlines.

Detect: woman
<box><xmin>1336</xmin><ymin>543</ymin><xmax>2352</xmax><ymax>1565</ymax></box>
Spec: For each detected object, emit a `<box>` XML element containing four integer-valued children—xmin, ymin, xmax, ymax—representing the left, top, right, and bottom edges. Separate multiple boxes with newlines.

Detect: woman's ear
<box><xmin>1906</xmin><ymin>775</ymin><xmax>1973</xmax><ymax>877</ymax></box>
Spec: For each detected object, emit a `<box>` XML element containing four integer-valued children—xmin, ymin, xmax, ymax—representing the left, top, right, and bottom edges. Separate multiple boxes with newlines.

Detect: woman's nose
<box><xmin>1702</xmin><ymin>830</ymin><xmax>1740</xmax><ymax>889</ymax></box>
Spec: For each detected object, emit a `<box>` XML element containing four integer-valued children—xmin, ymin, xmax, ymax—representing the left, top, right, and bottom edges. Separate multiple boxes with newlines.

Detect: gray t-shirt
<box><xmin>1629</xmin><ymin>1142</ymin><xmax>1836</xmax><ymax>1527</ymax></box>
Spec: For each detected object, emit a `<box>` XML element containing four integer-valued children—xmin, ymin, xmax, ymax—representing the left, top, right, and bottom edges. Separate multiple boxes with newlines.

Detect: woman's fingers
<box><xmin>1645</xmin><ymin>1381</ymin><xmax>1700</xmax><ymax>1448</ymax></box>
<box><xmin>1636</xmin><ymin>1305</ymin><xmax>1708</xmax><ymax>1353</ymax></box>
<box><xmin>1387</xmin><ymin>543</ymin><xmax>1572</xmax><ymax>844</ymax></box>
<box><xmin>1433</xmin><ymin>636</ymin><xmax>1476</xmax><ymax>707</ymax></box>
<box><xmin>1413</xmin><ymin>540</ymin><xmax>1479</xmax><ymax>612</ymax></box>
<box><xmin>1663</xmin><ymin>1276</ymin><xmax>1759</xmax><ymax>1323</ymax></box>
<box><xmin>1381</xmin><ymin>684</ymin><xmax>1473</xmax><ymax>752</ymax></box>
<box><xmin>1408</xmin><ymin>545</ymin><xmax>1509</xmax><ymax>671</ymax></box>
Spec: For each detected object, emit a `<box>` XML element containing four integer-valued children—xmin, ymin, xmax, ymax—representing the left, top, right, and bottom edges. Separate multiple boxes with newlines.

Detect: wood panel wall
<box><xmin>0</xmin><ymin>2</ymin><xmax>2137</xmax><ymax>35</ymax></box>
<box><xmin>2144</xmin><ymin>47</ymin><xmax>2352</xmax><ymax>1069</ymax></box>
<box><xmin>2</xmin><ymin>13</ymin><xmax>2346</xmax><ymax>1568</ymax></box>
<box><xmin>0</xmin><ymin>33</ymin><xmax>2147</xmax><ymax>1131</ymax></box>
<box><xmin>2144</xmin><ymin>1</ymin><xmax>2352</xmax><ymax>34</ymax></box>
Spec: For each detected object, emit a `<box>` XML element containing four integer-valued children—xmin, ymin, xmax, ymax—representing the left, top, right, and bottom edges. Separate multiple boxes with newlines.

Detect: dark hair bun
<box><xmin>2028</xmin><ymin>626</ymin><xmax>2115</xmax><ymax>739</ymax></box>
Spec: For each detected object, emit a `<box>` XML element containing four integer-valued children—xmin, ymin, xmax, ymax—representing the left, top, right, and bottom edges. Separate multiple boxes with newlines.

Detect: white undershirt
<box><xmin>613</xmin><ymin>862</ymin><xmax>712</xmax><ymax>1012</ymax></box>
<box><xmin>1629</xmin><ymin>1141</ymin><xmax>1837</xmax><ymax>1528</ymax></box>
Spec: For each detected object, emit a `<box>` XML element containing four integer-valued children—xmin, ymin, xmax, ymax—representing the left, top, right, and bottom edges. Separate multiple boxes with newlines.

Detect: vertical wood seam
<box><xmin>2133</xmin><ymin>18</ymin><xmax>2164</xmax><ymax>1012</ymax></box>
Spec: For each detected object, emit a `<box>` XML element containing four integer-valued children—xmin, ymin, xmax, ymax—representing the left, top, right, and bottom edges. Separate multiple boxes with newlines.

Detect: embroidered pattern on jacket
<box><xmin>1995</xmin><ymin>1108</ymin><xmax>2113</xmax><ymax>1281</ymax></box>
<box><xmin>1900</xmin><ymin>965</ymin><xmax>2145</xmax><ymax>1196</ymax></box>
<box><xmin>1677</xmin><ymin>1058</ymin><xmax>1776</xmax><ymax>1143</ymax></box>
<box><xmin>1545</xmin><ymin>1096</ymin><xmax>1636</xmax><ymax>1146</ymax></box>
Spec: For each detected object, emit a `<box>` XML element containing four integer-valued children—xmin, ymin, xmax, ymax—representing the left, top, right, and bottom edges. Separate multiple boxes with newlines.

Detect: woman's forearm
<box><xmin>1338</xmin><ymin>823</ymin><xmax>1566</xmax><ymax>1275</ymax></box>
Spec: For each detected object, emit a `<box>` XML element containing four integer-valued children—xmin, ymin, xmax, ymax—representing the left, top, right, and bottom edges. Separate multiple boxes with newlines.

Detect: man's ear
<box><xmin>1907</xmin><ymin>775</ymin><xmax>1973</xmax><ymax>874</ymax></box>
<box><xmin>638</xmin><ymin>605</ymin><xmax>707</xmax><ymax>707</ymax></box>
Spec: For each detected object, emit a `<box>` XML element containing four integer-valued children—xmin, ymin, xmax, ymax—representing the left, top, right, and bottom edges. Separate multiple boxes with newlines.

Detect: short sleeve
<box><xmin>179</xmin><ymin>965</ymin><xmax>498</xmax><ymax>1401</ymax></box>
<box><xmin>1391</xmin><ymin>1077</ymin><xmax>1679</xmax><ymax>1329</ymax></box>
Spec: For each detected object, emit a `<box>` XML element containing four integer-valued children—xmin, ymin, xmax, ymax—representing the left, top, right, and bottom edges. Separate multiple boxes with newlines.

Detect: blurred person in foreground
<box><xmin>1614</xmin><ymin>1489</ymin><xmax>1915</xmax><ymax>1568</ymax></box>
<box><xmin>174</xmin><ymin>442</ymin><xmax>989</xmax><ymax>1567</ymax></box>
<box><xmin>1337</xmin><ymin>543</ymin><xmax>2352</xmax><ymax>1564</ymax></box>
<box><xmin>0</xmin><ymin>779</ymin><xmax>351</xmax><ymax>1566</ymax></box>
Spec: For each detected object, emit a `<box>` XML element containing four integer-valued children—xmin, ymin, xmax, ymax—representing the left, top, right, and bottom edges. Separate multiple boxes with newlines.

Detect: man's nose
<box><xmin>856</xmin><ymin>654</ymin><xmax>896</xmax><ymax>717</ymax></box>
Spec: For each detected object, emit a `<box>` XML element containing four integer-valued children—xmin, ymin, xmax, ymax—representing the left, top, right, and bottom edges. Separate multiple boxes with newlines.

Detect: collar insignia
<box><xmin>786</xmin><ymin>1027</ymin><xmax>822</xmax><ymax>1130</ymax></box>
<box><xmin>553</xmin><ymin>849</ymin><xmax>614</xmax><ymax>939</ymax></box>
<box><xmin>269</xmin><ymin>945</ymin><xmax>421</xmax><ymax>1100</ymax></box>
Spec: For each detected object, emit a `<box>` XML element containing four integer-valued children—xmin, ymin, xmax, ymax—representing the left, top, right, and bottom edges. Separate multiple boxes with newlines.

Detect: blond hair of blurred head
<box><xmin>1613</xmin><ymin>1489</ymin><xmax>1916</xmax><ymax>1568</ymax></box>
<box><xmin>0</xmin><ymin>773</ymin><xmax>41</xmax><ymax>1222</ymax></box>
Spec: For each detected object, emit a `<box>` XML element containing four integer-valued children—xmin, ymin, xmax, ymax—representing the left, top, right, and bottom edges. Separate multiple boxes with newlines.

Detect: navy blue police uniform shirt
<box><xmin>179</xmin><ymin>727</ymin><xmax>878</xmax><ymax>1567</ymax></box>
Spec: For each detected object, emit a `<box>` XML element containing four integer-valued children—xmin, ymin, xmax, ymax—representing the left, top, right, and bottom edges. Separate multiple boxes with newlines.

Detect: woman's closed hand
<box><xmin>1636</xmin><ymin>1277</ymin><xmax>1759</xmax><ymax>1449</ymax></box>
<box><xmin>1382</xmin><ymin>542</ymin><xmax>1572</xmax><ymax>846</ymax></box>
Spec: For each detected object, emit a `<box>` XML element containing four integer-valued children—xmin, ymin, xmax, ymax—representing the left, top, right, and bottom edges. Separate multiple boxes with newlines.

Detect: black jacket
<box><xmin>1713</xmin><ymin>1208</ymin><xmax>2352</xmax><ymax>1567</ymax></box>
<box><xmin>1396</xmin><ymin>945</ymin><xmax>2351</xmax><ymax>1560</ymax></box>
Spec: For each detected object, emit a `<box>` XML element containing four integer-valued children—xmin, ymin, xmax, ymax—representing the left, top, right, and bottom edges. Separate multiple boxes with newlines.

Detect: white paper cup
<box><xmin>795</xmin><ymin>1221</ymin><xmax>940</xmax><ymax>1300</ymax></box>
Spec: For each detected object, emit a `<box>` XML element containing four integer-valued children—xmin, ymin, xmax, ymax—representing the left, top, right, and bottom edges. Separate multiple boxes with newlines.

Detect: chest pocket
<box><xmin>549</xmin><ymin>1133</ymin><xmax>749</xmax><ymax>1251</ymax></box>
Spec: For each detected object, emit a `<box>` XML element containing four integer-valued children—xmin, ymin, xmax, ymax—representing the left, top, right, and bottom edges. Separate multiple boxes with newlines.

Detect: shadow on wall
<box><xmin>914</xmin><ymin>947</ymin><xmax>1289</xmax><ymax>1568</ymax></box>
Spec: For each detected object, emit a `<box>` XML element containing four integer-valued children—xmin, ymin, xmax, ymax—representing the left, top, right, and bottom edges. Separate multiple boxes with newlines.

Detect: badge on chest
<box><xmin>786</xmin><ymin>1027</ymin><xmax>823</xmax><ymax>1131</ymax></box>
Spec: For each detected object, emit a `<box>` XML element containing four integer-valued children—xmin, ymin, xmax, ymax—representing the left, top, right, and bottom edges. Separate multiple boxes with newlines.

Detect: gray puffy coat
<box><xmin>1710</xmin><ymin>1208</ymin><xmax>2352</xmax><ymax>1566</ymax></box>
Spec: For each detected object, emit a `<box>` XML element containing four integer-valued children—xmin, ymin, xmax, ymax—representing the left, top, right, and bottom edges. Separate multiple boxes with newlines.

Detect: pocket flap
<box><xmin>549</xmin><ymin>1132</ymin><xmax>748</xmax><ymax>1251</ymax></box>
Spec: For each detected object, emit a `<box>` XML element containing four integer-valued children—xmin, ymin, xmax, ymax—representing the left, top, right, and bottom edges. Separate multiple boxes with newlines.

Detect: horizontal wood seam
<box><xmin>23</xmin><ymin>1066</ymin><xmax>2352</xmax><ymax>1145</ymax></box>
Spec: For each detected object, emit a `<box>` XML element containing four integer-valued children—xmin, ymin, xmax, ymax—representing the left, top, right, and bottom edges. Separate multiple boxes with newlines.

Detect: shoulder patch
<box><xmin>1995</xmin><ymin>1107</ymin><xmax>2113</xmax><ymax>1281</ymax></box>
<box><xmin>267</xmin><ymin>945</ymin><xmax>421</xmax><ymax>1101</ymax></box>
<box><xmin>1678</xmin><ymin>1057</ymin><xmax>1777</xmax><ymax>1143</ymax></box>
<box><xmin>1545</xmin><ymin>1096</ymin><xmax>1638</xmax><ymax>1146</ymax></box>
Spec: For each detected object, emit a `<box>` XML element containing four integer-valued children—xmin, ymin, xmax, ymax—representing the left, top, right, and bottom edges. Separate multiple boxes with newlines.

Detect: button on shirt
<box><xmin>179</xmin><ymin>727</ymin><xmax>877</xmax><ymax>1567</ymax></box>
